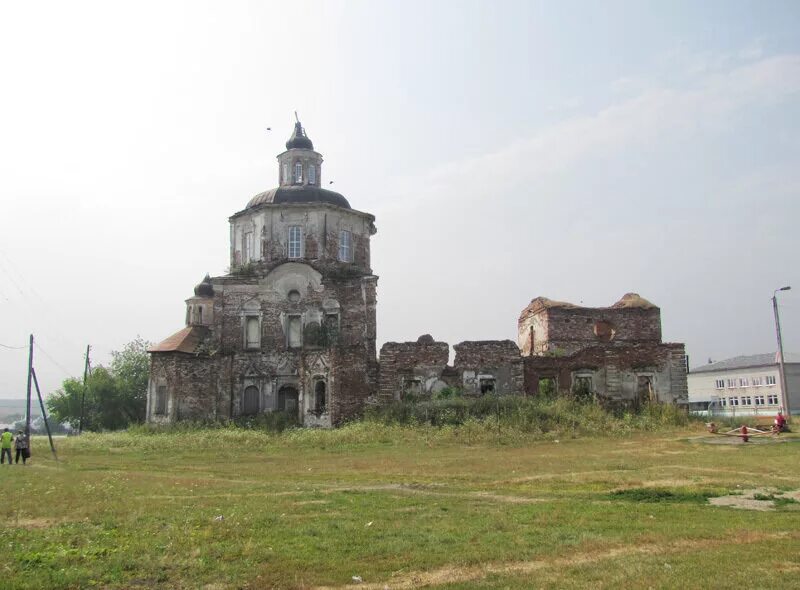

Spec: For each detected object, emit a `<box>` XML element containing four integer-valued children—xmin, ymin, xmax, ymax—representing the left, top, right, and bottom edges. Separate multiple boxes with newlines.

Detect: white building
<box><xmin>688</xmin><ymin>353</ymin><xmax>800</xmax><ymax>417</ymax></box>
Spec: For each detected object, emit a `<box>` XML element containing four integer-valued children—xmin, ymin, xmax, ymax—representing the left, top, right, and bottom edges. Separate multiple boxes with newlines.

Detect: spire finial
<box><xmin>294</xmin><ymin>111</ymin><xmax>300</xmax><ymax>123</ymax></box>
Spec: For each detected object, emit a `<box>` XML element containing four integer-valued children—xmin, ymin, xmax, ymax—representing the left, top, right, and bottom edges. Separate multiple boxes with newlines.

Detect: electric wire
<box><xmin>33</xmin><ymin>342</ymin><xmax>77</xmax><ymax>381</ymax></box>
<box><xmin>0</xmin><ymin>343</ymin><xmax>27</xmax><ymax>350</ymax></box>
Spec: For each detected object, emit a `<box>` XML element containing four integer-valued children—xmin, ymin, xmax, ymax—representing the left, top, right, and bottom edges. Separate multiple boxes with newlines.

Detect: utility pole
<box><xmin>25</xmin><ymin>334</ymin><xmax>33</xmax><ymax>443</ymax></box>
<box><xmin>773</xmin><ymin>287</ymin><xmax>791</xmax><ymax>418</ymax></box>
<box><xmin>79</xmin><ymin>344</ymin><xmax>90</xmax><ymax>434</ymax></box>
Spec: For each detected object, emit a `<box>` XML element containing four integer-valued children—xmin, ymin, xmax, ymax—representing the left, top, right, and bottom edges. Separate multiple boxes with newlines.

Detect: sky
<box><xmin>0</xmin><ymin>0</ymin><xmax>799</xmax><ymax>398</ymax></box>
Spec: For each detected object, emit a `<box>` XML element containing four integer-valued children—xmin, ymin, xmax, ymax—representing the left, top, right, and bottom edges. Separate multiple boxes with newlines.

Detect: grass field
<box><xmin>1</xmin><ymin>421</ymin><xmax>799</xmax><ymax>589</ymax></box>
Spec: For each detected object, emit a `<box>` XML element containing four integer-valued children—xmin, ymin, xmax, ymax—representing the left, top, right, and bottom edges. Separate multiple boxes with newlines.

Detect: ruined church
<box><xmin>147</xmin><ymin>121</ymin><xmax>687</xmax><ymax>426</ymax></box>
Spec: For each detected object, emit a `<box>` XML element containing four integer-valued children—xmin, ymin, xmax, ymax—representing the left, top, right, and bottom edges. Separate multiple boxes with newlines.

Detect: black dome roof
<box><xmin>285</xmin><ymin>121</ymin><xmax>314</xmax><ymax>150</ymax></box>
<box><xmin>247</xmin><ymin>185</ymin><xmax>351</xmax><ymax>209</ymax></box>
<box><xmin>194</xmin><ymin>274</ymin><xmax>214</xmax><ymax>297</ymax></box>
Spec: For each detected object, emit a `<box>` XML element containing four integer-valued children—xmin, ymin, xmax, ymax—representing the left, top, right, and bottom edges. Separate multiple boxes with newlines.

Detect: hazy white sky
<box><xmin>1</xmin><ymin>0</ymin><xmax>799</xmax><ymax>398</ymax></box>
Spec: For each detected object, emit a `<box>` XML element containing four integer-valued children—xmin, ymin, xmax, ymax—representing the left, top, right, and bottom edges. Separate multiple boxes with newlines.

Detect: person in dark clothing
<box><xmin>14</xmin><ymin>431</ymin><xmax>29</xmax><ymax>465</ymax></box>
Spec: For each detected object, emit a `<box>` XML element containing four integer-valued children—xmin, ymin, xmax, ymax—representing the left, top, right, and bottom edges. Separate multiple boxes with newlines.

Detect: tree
<box><xmin>46</xmin><ymin>337</ymin><xmax>151</xmax><ymax>431</ymax></box>
<box><xmin>110</xmin><ymin>336</ymin><xmax>150</xmax><ymax>423</ymax></box>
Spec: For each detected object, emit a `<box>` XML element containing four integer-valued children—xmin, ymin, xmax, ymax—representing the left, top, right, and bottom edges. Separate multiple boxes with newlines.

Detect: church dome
<box><xmin>285</xmin><ymin>121</ymin><xmax>314</xmax><ymax>150</ymax></box>
<box><xmin>194</xmin><ymin>274</ymin><xmax>214</xmax><ymax>297</ymax></box>
<box><xmin>246</xmin><ymin>185</ymin><xmax>351</xmax><ymax>210</ymax></box>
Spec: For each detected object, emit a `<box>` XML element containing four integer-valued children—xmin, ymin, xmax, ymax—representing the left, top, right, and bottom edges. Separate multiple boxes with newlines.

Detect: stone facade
<box><xmin>147</xmin><ymin>122</ymin><xmax>688</xmax><ymax>427</ymax></box>
<box><xmin>147</xmin><ymin>121</ymin><xmax>378</xmax><ymax>427</ymax></box>
<box><xmin>518</xmin><ymin>294</ymin><xmax>687</xmax><ymax>407</ymax></box>
<box><xmin>377</xmin><ymin>336</ymin><xmax>524</xmax><ymax>400</ymax></box>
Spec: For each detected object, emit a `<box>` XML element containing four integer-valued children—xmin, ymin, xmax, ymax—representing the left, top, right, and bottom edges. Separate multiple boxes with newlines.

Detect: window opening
<box><xmin>538</xmin><ymin>377</ymin><xmax>556</xmax><ymax>397</ymax></box>
<box><xmin>637</xmin><ymin>376</ymin><xmax>654</xmax><ymax>405</ymax></box>
<box><xmin>766</xmin><ymin>375</ymin><xmax>777</xmax><ymax>386</ymax></box>
<box><xmin>715</xmin><ymin>379</ymin><xmax>724</xmax><ymax>389</ymax></box>
<box><xmin>243</xmin><ymin>231</ymin><xmax>253</xmax><ymax>262</ymax></box>
<box><xmin>308</xmin><ymin>164</ymin><xmax>316</xmax><ymax>185</ymax></box>
<box><xmin>314</xmin><ymin>381</ymin><xmax>326</xmax><ymax>414</ymax></box>
<box><xmin>767</xmin><ymin>394</ymin><xmax>779</xmax><ymax>405</ymax></box>
<box><xmin>402</xmin><ymin>378</ymin><xmax>422</xmax><ymax>399</ymax></box>
<box><xmin>480</xmin><ymin>378</ymin><xmax>496</xmax><ymax>395</ymax></box>
<box><xmin>338</xmin><ymin>230</ymin><xmax>351</xmax><ymax>262</ymax></box>
<box><xmin>245</xmin><ymin>316</ymin><xmax>260</xmax><ymax>349</ymax></box>
<box><xmin>278</xmin><ymin>385</ymin><xmax>299</xmax><ymax>414</ymax></box>
<box><xmin>288</xmin><ymin>226</ymin><xmax>303</xmax><ymax>259</ymax></box>
<box><xmin>755</xmin><ymin>395</ymin><xmax>765</xmax><ymax>406</ymax></box>
<box><xmin>242</xmin><ymin>386</ymin><xmax>259</xmax><ymax>415</ymax></box>
<box><xmin>282</xmin><ymin>163</ymin><xmax>288</xmax><ymax>184</ymax></box>
<box><xmin>573</xmin><ymin>375</ymin><xmax>593</xmax><ymax>399</ymax></box>
<box><xmin>155</xmin><ymin>385</ymin><xmax>167</xmax><ymax>415</ymax></box>
<box><xmin>294</xmin><ymin>161</ymin><xmax>302</xmax><ymax>183</ymax></box>
<box><xmin>288</xmin><ymin>315</ymin><xmax>302</xmax><ymax>348</ymax></box>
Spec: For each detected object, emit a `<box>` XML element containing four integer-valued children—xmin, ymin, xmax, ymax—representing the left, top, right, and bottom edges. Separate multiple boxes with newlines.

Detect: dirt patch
<box><xmin>708</xmin><ymin>488</ymin><xmax>800</xmax><ymax>511</ymax></box>
<box><xmin>311</xmin><ymin>532</ymin><xmax>789</xmax><ymax>589</ymax></box>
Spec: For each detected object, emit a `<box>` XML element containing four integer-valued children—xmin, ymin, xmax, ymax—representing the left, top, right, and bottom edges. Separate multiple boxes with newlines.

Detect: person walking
<box><xmin>14</xmin><ymin>430</ymin><xmax>29</xmax><ymax>465</ymax></box>
<box><xmin>0</xmin><ymin>428</ymin><xmax>12</xmax><ymax>465</ymax></box>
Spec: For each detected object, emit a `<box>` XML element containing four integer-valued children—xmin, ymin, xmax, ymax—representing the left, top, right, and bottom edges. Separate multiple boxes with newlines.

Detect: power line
<box><xmin>33</xmin><ymin>342</ymin><xmax>77</xmax><ymax>380</ymax></box>
<box><xmin>0</xmin><ymin>343</ymin><xmax>28</xmax><ymax>350</ymax></box>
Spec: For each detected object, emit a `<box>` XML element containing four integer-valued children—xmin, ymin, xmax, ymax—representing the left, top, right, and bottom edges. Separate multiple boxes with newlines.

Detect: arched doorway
<box><xmin>278</xmin><ymin>385</ymin><xmax>299</xmax><ymax>415</ymax></box>
<box><xmin>242</xmin><ymin>385</ymin><xmax>259</xmax><ymax>415</ymax></box>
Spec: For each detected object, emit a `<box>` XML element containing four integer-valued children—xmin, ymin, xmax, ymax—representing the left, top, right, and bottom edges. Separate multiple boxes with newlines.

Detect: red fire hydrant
<box><xmin>740</xmin><ymin>424</ymin><xmax>749</xmax><ymax>443</ymax></box>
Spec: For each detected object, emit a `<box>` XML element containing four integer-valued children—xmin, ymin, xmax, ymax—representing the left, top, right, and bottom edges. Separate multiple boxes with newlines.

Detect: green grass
<box><xmin>1</xmin><ymin>418</ymin><xmax>800</xmax><ymax>589</ymax></box>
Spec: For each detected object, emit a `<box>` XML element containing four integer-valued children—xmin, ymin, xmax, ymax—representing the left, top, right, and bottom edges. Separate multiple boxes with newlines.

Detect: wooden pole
<box><xmin>25</xmin><ymin>334</ymin><xmax>33</xmax><ymax>445</ymax></box>
<box><xmin>31</xmin><ymin>368</ymin><xmax>57</xmax><ymax>461</ymax></box>
<box><xmin>79</xmin><ymin>344</ymin><xmax>90</xmax><ymax>434</ymax></box>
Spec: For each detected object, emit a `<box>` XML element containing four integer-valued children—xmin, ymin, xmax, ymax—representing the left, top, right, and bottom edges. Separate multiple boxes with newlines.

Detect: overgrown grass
<box><xmin>70</xmin><ymin>397</ymin><xmax>697</xmax><ymax>453</ymax></box>
<box><xmin>3</xmin><ymin>422</ymin><xmax>800</xmax><ymax>589</ymax></box>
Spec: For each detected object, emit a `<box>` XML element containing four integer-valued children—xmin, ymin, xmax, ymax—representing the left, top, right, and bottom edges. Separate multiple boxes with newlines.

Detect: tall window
<box><xmin>243</xmin><ymin>231</ymin><xmax>253</xmax><ymax>263</ymax></box>
<box><xmin>726</xmin><ymin>378</ymin><xmax>736</xmax><ymax>388</ymax></box>
<box><xmin>282</xmin><ymin>163</ymin><xmax>288</xmax><ymax>184</ymax></box>
<box><xmin>288</xmin><ymin>226</ymin><xmax>303</xmax><ymax>258</ymax></box>
<box><xmin>338</xmin><ymin>230</ymin><xmax>351</xmax><ymax>262</ymax></box>
<box><xmin>288</xmin><ymin>315</ymin><xmax>302</xmax><ymax>348</ymax></box>
<box><xmin>308</xmin><ymin>164</ymin><xmax>316</xmax><ymax>185</ymax></box>
<box><xmin>294</xmin><ymin>161</ymin><xmax>303</xmax><ymax>183</ymax></box>
<box><xmin>766</xmin><ymin>375</ymin><xmax>777</xmax><ymax>386</ymax></box>
<box><xmin>245</xmin><ymin>316</ymin><xmax>260</xmax><ymax>349</ymax></box>
<box><xmin>739</xmin><ymin>377</ymin><xmax>749</xmax><ymax>387</ymax></box>
<box><xmin>752</xmin><ymin>376</ymin><xmax>763</xmax><ymax>387</ymax></box>
<box><xmin>714</xmin><ymin>379</ymin><xmax>725</xmax><ymax>389</ymax></box>
<box><xmin>155</xmin><ymin>386</ymin><xmax>167</xmax><ymax>415</ymax></box>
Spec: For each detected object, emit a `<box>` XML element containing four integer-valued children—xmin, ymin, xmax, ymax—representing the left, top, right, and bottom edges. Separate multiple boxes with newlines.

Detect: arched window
<box><xmin>242</xmin><ymin>386</ymin><xmax>259</xmax><ymax>415</ymax></box>
<box><xmin>282</xmin><ymin>163</ymin><xmax>288</xmax><ymax>184</ymax></box>
<box><xmin>294</xmin><ymin>161</ymin><xmax>303</xmax><ymax>183</ymax></box>
<box><xmin>314</xmin><ymin>381</ymin><xmax>326</xmax><ymax>414</ymax></box>
<box><xmin>308</xmin><ymin>164</ymin><xmax>316</xmax><ymax>185</ymax></box>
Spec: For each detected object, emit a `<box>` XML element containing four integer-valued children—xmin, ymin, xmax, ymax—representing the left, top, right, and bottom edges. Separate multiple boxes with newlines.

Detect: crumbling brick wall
<box><xmin>522</xmin><ymin>342</ymin><xmax>687</xmax><ymax>406</ymax></box>
<box><xmin>518</xmin><ymin>294</ymin><xmax>662</xmax><ymax>356</ymax></box>
<box><xmin>453</xmin><ymin>340</ymin><xmax>524</xmax><ymax>395</ymax></box>
<box><xmin>378</xmin><ymin>335</ymin><xmax>449</xmax><ymax>402</ymax></box>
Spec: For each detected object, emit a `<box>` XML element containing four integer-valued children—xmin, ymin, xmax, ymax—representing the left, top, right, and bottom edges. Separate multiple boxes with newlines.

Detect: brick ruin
<box><xmin>146</xmin><ymin>122</ymin><xmax>687</xmax><ymax>427</ymax></box>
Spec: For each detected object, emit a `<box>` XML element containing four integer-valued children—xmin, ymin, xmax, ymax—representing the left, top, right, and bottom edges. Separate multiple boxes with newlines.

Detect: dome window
<box><xmin>308</xmin><ymin>164</ymin><xmax>316</xmax><ymax>185</ymax></box>
<box><xmin>282</xmin><ymin>163</ymin><xmax>288</xmax><ymax>184</ymax></box>
<box><xmin>294</xmin><ymin>161</ymin><xmax>303</xmax><ymax>184</ymax></box>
